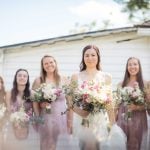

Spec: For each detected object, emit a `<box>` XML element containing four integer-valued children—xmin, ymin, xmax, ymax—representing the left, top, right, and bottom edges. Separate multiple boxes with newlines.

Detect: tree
<box><xmin>69</xmin><ymin>20</ymin><xmax>113</xmax><ymax>34</ymax></box>
<box><xmin>69</xmin><ymin>21</ymin><xmax>97</xmax><ymax>34</ymax></box>
<box><xmin>69</xmin><ymin>0</ymin><xmax>150</xmax><ymax>34</ymax></box>
<box><xmin>114</xmin><ymin>0</ymin><xmax>150</xmax><ymax>21</ymax></box>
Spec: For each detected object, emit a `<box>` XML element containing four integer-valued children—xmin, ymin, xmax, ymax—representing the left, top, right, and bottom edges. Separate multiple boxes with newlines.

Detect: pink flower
<box><xmin>94</xmin><ymin>85</ymin><xmax>99</xmax><ymax>90</ymax></box>
<box><xmin>82</xmin><ymin>93</ymin><xmax>88</xmax><ymax>100</ymax></box>
<box><xmin>131</xmin><ymin>91</ymin><xmax>138</xmax><ymax>99</ymax></box>
<box><xmin>82</xmin><ymin>94</ymin><xmax>92</xmax><ymax>103</ymax></box>
<box><xmin>54</xmin><ymin>89</ymin><xmax>62</xmax><ymax>97</ymax></box>
<box><xmin>89</xmin><ymin>86</ymin><xmax>94</xmax><ymax>91</ymax></box>
<box><xmin>27</xmin><ymin>108</ymin><xmax>33</xmax><ymax>117</ymax></box>
<box><xmin>105</xmin><ymin>96</ymin><xmax>111</xmax><ymax>104</ymax></box>
<box><xmin>81</xmin><ymin>81</ymin><xmax>87</xmax><ymax>89</ymax></box>
<box><xmin>133</xmin><ymin>82</ymin><xmax>139</xmax><ymax>89</ymax></box>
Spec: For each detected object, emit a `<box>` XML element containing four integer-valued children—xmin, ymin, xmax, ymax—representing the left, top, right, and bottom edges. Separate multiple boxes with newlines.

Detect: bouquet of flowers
<box><xmin>10</xmin><ymin>106</ymin><xmax>30</xmax><ymax>128</ymax></box>
<box><xmin>64</xmin><ymin>80</ymin><xmax>111</xmax><ymax>113</ymax></box>
<box><xmin>62</xmin><ymin>77</ymin><xmax>77</xmax><ymax>96</ymax></box>
<box><xmin>118</xmin><ymin>82</ymin><xmax>145</xmax><ymax>120</ymax></box>
<box><xmin>32</xmin><ymin>83</ymin><xmax>62</xmax><ymax>113</ymax></box>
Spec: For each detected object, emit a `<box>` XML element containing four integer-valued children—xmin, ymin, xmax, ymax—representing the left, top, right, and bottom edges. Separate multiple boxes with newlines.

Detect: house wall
<box><xmin>1</xmin><ymin>32</ymin><xmax>150</xmax><ymax>90</ymax></box>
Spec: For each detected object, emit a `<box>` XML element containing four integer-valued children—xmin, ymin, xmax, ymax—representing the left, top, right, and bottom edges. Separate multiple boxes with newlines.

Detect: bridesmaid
<box><xmin>32</xmin><ymin>55</ymin><xmax>68</xmax><ymax>150</ymax></box>
<box><xmin>116</xmin><ymin>57</ymin><xmax>149</xmax><ymax>150</ymax></box>
<box><xmin>4</xmin><ymin>68</ymin><xmax>39</xmax><ymax>150</ymax></box>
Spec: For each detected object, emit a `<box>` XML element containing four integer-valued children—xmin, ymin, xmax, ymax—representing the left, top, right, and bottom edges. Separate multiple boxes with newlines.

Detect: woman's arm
<box><xmin>61</xmin><ymin>75</ymin><xmax>74</xmax><ymax>133</ymax></box>
<box><xmin>105</xmin><ymin>74</ymin><xmax>115</xmax><ymax>125</ymax></box>
<box><xmin>127</xmin><ymin>104</ymin><xmax>145</xmax><ymax>112</ymax></box>
<box><xmin>70</xmin><ymin>73</ymin><xmax>89</xmax><ymax>118</ymax></box>
<box><xmin>66</xmin><ymin>95</ymin><xmax>73</xmax><ymax>134</ymax></box>
<box><xmin>5</xmin><ymin>91</ymin><xmax>11</xmax><ymax>113</ymax></box>
<box><xmin>32</xmin><ymin>78</ymin><xmax>41</xmax><ymax>117</ymax></box>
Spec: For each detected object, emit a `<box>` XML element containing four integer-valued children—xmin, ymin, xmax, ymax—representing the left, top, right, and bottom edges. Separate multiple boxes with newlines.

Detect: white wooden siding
<box><xmin>1</xmin><ymin>32</ymin><xmax>150</xmax><ymax>90</ymax></box>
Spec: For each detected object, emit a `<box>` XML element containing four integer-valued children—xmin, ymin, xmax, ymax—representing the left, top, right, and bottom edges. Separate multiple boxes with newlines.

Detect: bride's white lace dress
<box><xmin>72</xmin><ymin>71</ymin><xmax>127</xmax><ymax>150</ymax></box>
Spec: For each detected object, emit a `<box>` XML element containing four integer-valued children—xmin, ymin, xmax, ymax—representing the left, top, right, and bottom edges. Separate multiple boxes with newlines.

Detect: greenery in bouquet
<box><xmin>62</xmin><ymin>77</ymin><xmax>78</xmax><ymax>96</ymax></box>
<box><xmin>10</xmin><ymin>106</ymin><xmax>30</xmax><ymax>128</ymax></box>
<box><xmin>64</xmin><ymin>79</ymin><xmax>111</xmax><ymax>113</ymax></box>
<box><xmin>30</xmin><ymin>115</ymin><xmax>44</xmax><ymax>125</ymax></box>
<box><xmin>117</xmin><ymin>82</ymin><xmax>145</xmax><ymax>120</ymax></box>
<box><xmin>112</xmin><ymin>90</ymin><xmax>122</xmax><ymax>109</ymax></box>
<box><xmin>32</xmin><ymin>83</ymin><xmax>62</xmax><ymax>113</ymax></box>
<box><xmin>32</xmin><ymin>83</ymin><xmax>62</xmax><ymax>102</ymax></box>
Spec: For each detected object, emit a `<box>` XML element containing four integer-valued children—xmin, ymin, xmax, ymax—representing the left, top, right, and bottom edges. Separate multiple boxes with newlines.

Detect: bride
<box><xmin>67</xmin><ymin>45</ymin><xmax>126</xmax><ymax>150</ymax></box>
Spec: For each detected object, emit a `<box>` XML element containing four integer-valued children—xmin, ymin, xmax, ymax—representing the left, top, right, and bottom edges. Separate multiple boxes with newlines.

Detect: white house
<box><xmin>0</xmin><ymin>21</ymin><xmax>150</xmax><ymax>90</ymax></box>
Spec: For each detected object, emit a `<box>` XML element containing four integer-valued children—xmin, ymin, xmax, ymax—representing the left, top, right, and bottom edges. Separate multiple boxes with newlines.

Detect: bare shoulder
<box><xmin>117</xmin><ymin>82</ymin><xmax>123</xmax><ymax>88</ymax></box>
<box><xmin>71</xmin><ymin>73</ymin><xmax>78</xmax><ymax>81</ymax></box>
<box><xmin>32</xmin><ymin>77</ymin><xmax>41</xmax><ymax>90</ymax></box>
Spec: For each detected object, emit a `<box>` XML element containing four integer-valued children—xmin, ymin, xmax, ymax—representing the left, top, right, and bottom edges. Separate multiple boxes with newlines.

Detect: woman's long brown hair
<box><xmin>11</xmin><ymin>69</ymin><xmax>31</xmax><ymax>103</ymax></box>
<box><xmin>122</xmin><ymin>57</ymin><xmax>144</xmax><ymax>90</ymax></box>
<box><xmin>80</xmin><ymin>45</ymin><xmax>101</xmax><ymax>72</ymax></box>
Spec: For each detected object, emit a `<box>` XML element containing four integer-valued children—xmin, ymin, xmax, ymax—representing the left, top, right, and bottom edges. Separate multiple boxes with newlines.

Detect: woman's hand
<box><xmin>73</xmin><ymin>106</ymin><xmax>89</xmax><ymax>118</ymax></box>
<box><xmin>128</xmin><ymin>104</ymin><xmax>144</xmax><ymax>111</ymax></box>
<box><xmin>40</xmin><ymin>102</ymin><xmax>49</xmax><ymax>109</ymax></box>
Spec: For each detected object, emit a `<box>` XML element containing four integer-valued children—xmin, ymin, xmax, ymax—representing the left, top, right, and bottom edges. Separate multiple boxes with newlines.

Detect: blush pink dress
<box><xmin>117</xmin><ymin>85</ymin><xmax>149</xmax><ymax>150</ymax></box>
<box><xmin>39</xmin><ymin>86</ymin><xmax>68</xmax><ymax>150</ymax></box>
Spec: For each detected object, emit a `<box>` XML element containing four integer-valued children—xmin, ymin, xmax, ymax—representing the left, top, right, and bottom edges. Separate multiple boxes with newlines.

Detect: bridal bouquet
<box><xmin>118</xmin><ymin>82</ymin><xmax>145</xmax><ymax>120</ymax></box>
<box><xmin>65</xmin><ymin>80</ymin><xmax>111</xmax><ymax>113</ymax></box>
<box><xmin>32</xmin><ymin>83</ymin><xmax>62</xmax><ymax>113</ymax></box>
<box><xmin>10</xmin><ymin>107</ymin><xmax>30</xmax><ymax>128</ymax></box>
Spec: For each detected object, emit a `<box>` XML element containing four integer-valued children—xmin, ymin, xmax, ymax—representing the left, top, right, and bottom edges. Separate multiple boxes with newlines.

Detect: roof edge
<box><xmin>0</xmin><ymin>26</ymin><xmax>137</xmax><ymax>49</ymax></box>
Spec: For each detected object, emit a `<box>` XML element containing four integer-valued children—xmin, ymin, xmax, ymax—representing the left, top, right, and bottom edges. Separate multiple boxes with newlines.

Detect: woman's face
<box><xmin>127</xmin><ymin>58</ymin><xmax>140</xmax><ymax>76</ymax></box>
<box><xmin>43</xmin><ymin>57</ymin><xmax>56</xmax><ymax>73</ymax></box>
<box><xmin>16</xmin><ymin>70</ymin><xmax>28</xmax><ymax>86</ymax></box>
<box><xmin>84</xmin><ymin>48</ymin><xmax>98</xmax><ymax>69</ymax></box>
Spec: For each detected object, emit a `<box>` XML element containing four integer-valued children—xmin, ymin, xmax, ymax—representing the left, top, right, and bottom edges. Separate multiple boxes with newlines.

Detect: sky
<box><xmin>0</xmin><ymin>0</ymin><xmax>133</xmax><ymax>47</ymax></box>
